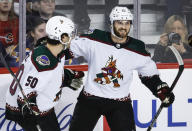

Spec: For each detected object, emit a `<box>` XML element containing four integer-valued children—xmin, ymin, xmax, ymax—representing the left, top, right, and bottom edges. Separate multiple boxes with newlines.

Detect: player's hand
<box><xmin>20</xmin><ymin>102</ymin><xmax>40</xmax><ymax>118</ymax></box>
<box><xmin>156</xmin><ymin>83</ymin><xmax>175</xmax><ymax>107</ymax></box>
<box><xmin>62</xmin><ymin>68</ymin><xmax>84</xmax><ymax>90</ymax></box>
<box><xmin>18</xmin><ymin>95</ymin><xmax>40</xmax><ymax>118</ymax></box>
<box><xmin>70</xmin><ymin>78</ymin><xmax>83</xmax><ymax>90</ymax></box>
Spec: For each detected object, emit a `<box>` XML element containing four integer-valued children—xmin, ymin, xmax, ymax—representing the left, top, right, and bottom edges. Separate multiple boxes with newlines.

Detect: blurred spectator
<box><xmin>163</xmin><ymin>0</ymin><xmax>192</xmax><ymax>33</ymax></box>
<box><xmin>26</xmin><ymin>0</ymin><xmax>33</xmax><ymax>14</ymax></box>
<box><xmin>183</xmin><ymin>0</ymin><xmax>192</xmax><ymax>33</ymax></box>
<box><xmin>152</xmin><ymin>15</ymin><xmax>192</xmax><ymax>63</ymax></box>
<box><xmin>73</xmin><ymin>0</ymin><xmax>118</xmax><ymax>33</ymax></box>
<box><xmin>26</xmin><ymin>17</ymin><xmax>46</xmax><ymax>50</ymax></box>
<box><xmin>0</xmin><ymin>0</ymin><xmax>19</xmax><ymax>67</ymax></box>
<box><xmin>73</xmin><ymin>0</ymin><xmax>90</xmax><ymax>34</ymax></box>
<box><xmin>27</xmin><ymin>0</ymin><xmax>65</xmax><ymax>23</ymax></box>
<box><xmin>26</xmin><ymin>0</ymin><xmax>65</xmax><ymax>43</ymax></box>
<box><xmin>26</xmin><ymin>0</ymin><xmax>39</xmax><ymax>15</ymax></box>
<box><xmin>31</xmin><ymin>0</ymin><xmax>40</xmax><ymax>14</ymax></box>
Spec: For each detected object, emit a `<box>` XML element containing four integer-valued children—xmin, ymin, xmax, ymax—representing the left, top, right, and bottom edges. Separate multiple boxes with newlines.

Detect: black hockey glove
<box><xmin>21</xmin><ymin>102</ymin><xmax>39</xmax><ymax>118</ymax></box>
<box><xmin>156</xmin><ymin>83</ymin><xmax>175</xmax><ymax>107</ymax></box>
<box><xmin>17</xmin><ymin>95</ymin><xmax>40</xmax><ymax>118</ymax></box>
<box><xmin>62</xmin><ymin>68</ymin><xmax>84</xmax><ymax>90</ymax></box>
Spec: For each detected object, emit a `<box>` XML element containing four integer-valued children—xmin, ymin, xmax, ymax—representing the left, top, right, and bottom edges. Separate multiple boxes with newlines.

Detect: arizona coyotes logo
<box><xmin>94</xmin><ymin>56</ymin><xmax>123</xmax><ymax>87</ymax></box>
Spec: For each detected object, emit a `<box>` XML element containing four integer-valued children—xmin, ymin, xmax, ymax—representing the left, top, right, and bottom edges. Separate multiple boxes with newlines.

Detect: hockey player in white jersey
<box><xmin>5</xmin><ymin>16</ymin><xmax>84</xmax><ymax>131</ymax></box>
<box><xmin>69</xmin><ymin>6</ymin><xmax>175</xmax><ymax>131</ymax></box>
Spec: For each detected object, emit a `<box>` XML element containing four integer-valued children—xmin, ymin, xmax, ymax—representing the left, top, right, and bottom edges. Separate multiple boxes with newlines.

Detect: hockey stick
<box><xmin>0</xmin><ymin>51</ymin><xmax>41</xmax><ymax>131</ymax></box>
<box><xmin>0</xmin><ymin>53</ymin><xmax>37</xmax><ymax>115</ymax></box>
<box><xmin>147</xmin><ymin>45</ymin><xmax>184</xmax><ymax>131</ymax></box>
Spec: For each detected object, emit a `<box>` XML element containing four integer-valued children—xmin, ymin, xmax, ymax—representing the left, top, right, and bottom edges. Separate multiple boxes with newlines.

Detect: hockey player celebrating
<box><xmin>69</xmin><ymin>6</ymin><xmax>175</xmax><ymax>131</ymax></box>
<box><xmin>5</xmin><ymin>16</ymin><xmax>84</xmax><ymax>131</ymax></box>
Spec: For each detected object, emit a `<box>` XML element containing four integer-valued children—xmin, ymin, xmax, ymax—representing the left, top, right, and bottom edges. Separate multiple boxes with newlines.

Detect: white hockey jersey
<box><xmin>6</xmin><ymin>45</ymin><xmax>70</xmax><ymax>115</ymax></box>
<box><xmin>70</xmin><ymin>29</ymin><xmax>159</xmax><ymax>99</ymax></box>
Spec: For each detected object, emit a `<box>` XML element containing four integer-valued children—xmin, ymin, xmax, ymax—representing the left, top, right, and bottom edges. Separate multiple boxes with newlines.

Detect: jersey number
<box><xmin>25</xmin><ymin>76</ymin><xmax>38</xmax><ymax>88</ymax></box>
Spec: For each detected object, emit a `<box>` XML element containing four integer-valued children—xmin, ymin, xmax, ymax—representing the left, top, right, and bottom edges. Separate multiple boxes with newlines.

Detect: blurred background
<box><xmin>0</xmin><ymin>0</ymin><xmax>192</xmax><ymax>66</ymax></box>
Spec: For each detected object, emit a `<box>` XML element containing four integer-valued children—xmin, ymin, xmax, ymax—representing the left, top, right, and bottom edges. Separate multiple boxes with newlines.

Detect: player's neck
<box><xmin>46</xmin><ymin>43</ymin><xmax>64</xmax><ymax>57</ymax></box>
<box><xmin>111</xmin><ymin>34</ymin><xmax>127</xmax><ymax>44</ymax></box>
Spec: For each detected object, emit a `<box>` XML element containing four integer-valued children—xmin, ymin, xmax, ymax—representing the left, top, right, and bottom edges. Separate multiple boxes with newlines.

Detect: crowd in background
<box><xmin>0</xmin><ymin>0</ymin><xmax>192</xmax><ymax>67</ymax></box>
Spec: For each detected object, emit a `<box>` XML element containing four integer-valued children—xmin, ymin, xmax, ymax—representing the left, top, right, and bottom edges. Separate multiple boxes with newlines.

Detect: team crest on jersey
<box><xmin>94</xmin><ymin>55</ymin><xmax>123</xmax><ymax>87</ymax></box>
<box><xmin>36</xmin><ymin>55</ymin><xmax>50</xmax><ymax>66</ymax></box>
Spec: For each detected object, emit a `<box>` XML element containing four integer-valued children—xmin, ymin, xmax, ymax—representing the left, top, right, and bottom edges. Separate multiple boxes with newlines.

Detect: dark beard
<box><xmin>114</xmin><ymin>27</ymin><xmax>129</xmax><ymax>38</ymax></box>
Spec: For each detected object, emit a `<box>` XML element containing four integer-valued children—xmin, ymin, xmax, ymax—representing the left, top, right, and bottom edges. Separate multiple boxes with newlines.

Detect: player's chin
<box><xmin>119</xmin><ymin>33</ymin><xmax>128</xmax><ymax>38</ymax></box>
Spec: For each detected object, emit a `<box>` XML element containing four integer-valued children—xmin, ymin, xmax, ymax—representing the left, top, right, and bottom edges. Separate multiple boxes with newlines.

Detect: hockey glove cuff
<box><xmin>156</xmin><ymin>83</ymin><xmax>175</xmax><ymax>107</ymax></box>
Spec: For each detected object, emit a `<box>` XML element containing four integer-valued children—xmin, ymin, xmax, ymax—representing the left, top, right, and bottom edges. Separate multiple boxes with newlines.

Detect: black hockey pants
<box><xmin>17</xmin><ymin>108</ymin><xmax>60</xmax><ymax>131</ymax></box>
<box><xmin>69</xmin><ymin>91</ymin><xmax>136</xmax><ymax>131</ymax></box>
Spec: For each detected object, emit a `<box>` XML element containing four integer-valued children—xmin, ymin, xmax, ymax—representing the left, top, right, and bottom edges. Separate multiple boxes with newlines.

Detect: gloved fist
<box><xmin>17</xmin><ymin>95</ymin><xmax>40</xmax><ymax>118</ymax></box>
<box><xmin>62</xmin><ymin>68</ymin><xmax>84</xmax><ymax>90</ymax></box>
<box><xmin>22</xmin><ymin>102</ymin><xmax>40</xmax><ymax>117</ymax></box>
<box><xmin>156</xmin><ymin>83</ymin><xmax>175</xmax><ymax>107</ymax></box>
<box><xmin>70</xmin><ymin>78</ymin><xmax>83</xmax><ymax>90</ymax></box>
